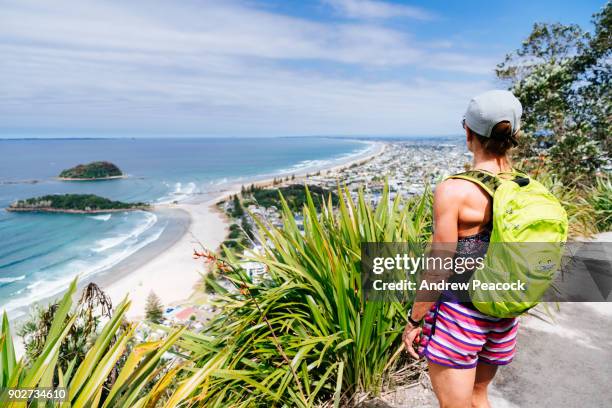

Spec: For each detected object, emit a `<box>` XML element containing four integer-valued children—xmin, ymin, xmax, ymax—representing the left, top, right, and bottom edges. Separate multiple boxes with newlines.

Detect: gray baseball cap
<box><xmin>464</xmin><ymin>90</ymin><xmax>522</xmax><ymax>137</ymax></box>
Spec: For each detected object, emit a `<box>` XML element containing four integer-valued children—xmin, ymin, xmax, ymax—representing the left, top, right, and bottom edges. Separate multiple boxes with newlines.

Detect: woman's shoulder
<box><xmin>435</xmin><ymin>178</ymin><xmax>479</xmax><ymax>196</ymax></box>
<box><xmin>435</xmin><ymin>178</ymin><xmax>490</xmax><ymax>204</ymax></box>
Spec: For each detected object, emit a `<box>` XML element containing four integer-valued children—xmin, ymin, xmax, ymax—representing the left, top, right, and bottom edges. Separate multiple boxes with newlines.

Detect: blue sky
<box><xmin>0</xmin><ymin>0</ymin><xmax>605</xmax><ymax>137</ymax></box>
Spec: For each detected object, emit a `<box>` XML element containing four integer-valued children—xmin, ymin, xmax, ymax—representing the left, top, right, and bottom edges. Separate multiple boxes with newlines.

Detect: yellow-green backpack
<box><xmin>447</xmin><ymin>169</ymin><xmax>569</xmax><ymax>317</ymax></box>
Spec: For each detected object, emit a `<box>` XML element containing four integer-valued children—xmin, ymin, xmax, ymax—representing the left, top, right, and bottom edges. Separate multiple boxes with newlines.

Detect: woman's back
<box><xmin>432</xmin><ymin>176</ymin><xmax>497</xmax><ymax>244</ymax></box>
<box><xmin>442</xmin><ymin>178</ymin><xmax>492</xmax><ymax>237</ymax></box>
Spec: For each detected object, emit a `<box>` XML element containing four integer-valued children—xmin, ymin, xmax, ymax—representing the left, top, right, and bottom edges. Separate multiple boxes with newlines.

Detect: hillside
<box><xmin>58</xmin><ymin>161</ymin><xmax>123</xmax><ymax>180</ymax></box>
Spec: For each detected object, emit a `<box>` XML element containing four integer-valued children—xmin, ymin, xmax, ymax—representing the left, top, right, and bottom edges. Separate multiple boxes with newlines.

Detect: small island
<box><xmin>58</xmin><ymin>161</ymin><xmax>124</xmax><ymax>180</ymax></box>
<box><xmin>7</xmin><ymin>194</ymin><xmax>149</xmax><ymax>214</ymax></box>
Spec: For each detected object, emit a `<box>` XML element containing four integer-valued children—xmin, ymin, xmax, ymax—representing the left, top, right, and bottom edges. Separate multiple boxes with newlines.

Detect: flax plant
<box><xmin>0</xmin><ymin>280</ymin><xmax>222</xmax><ymax>408</ymax></box>
<box><xmin>180</xmin><ymin>184</ymin><xmax>433</xmax><ymax>406</ymax></box>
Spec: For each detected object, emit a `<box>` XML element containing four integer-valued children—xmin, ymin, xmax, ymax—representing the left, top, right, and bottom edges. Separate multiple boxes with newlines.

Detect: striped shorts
<box><xmin>418</xmin><ymin>301</ymin><xmax>518</xmax><ymax>369</ymax></box>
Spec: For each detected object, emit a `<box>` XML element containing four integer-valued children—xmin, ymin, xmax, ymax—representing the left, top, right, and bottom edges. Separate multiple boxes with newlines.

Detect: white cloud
<box><xmin>323</xmin><ymin>0</ymin><xmax>433</xmax><ymax>20</ymax></box>
<box><xmin>0</xmin><ymin>0</ymin><xmax>454</xmax><ymax>67</ymax></box>
<box><xmin>0</xmin><ymin>0</ymin><xmax>496</xmax><ymax>136</ymax></box>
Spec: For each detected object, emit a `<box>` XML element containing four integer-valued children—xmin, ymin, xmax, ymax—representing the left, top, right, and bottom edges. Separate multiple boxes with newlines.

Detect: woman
<box><xmin>403</xmin><ymin>90</ymin><xmax>523</xmax><ymax>408</ymax></box>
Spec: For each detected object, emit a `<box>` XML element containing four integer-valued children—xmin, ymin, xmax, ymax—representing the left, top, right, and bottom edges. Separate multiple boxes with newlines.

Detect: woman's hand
<box><xmin>402</xmin><ymin>322</ymin><xmax>422</xmax><ymax>359</ymax></box>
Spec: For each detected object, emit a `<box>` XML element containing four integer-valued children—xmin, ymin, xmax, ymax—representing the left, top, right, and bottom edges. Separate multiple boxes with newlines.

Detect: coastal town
<box><xmin>303</xmin><ymin>140</ymin><xmax>469</xmax><ymax>203</ymax></box>
<box><xmin>147</xmin><ymin>139</ymin><xmax>470</xmax><ymax>334</ymax></box>
<box><xmin>222</xmin><ymin>140</ymin><xmax>469</xmax><ymax>254</ymax></box>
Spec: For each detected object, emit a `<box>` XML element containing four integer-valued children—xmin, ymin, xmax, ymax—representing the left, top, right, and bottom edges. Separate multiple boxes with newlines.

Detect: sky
<box><xmin>0</xmin><ymin>0</ymin><xmax>605</xmax><ymax>138</ymax></box>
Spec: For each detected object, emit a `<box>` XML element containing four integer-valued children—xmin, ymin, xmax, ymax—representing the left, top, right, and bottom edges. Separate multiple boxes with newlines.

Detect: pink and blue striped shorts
<box><xmin>418</xmin><ymin>302</ymin><xmax>518</xmax><ymax>369</ymax></box>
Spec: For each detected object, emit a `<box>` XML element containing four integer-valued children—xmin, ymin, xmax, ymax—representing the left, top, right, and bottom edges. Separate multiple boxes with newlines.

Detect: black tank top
<box><xmin>440</xmin><ymin>228</ymin><xmax>491</xmax><ymax>307</ymax></box>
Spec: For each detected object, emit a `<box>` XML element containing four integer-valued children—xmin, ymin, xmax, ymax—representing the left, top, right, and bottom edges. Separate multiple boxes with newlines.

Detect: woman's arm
<box><xmin>411</xmin><ymin>180</ymin><xmax>461</xmax><ymax>320</ymax></box>
<box><xmin>403</xmin><ymin>180</ymin><xmax>461</xmax><ymax>358</ymax></box>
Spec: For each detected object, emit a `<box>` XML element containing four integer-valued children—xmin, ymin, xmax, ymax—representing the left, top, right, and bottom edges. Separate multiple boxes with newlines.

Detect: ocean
<box><xmin>0</xmin><ymin>137</ymin><xmax>369</xmax><ymax>315</ymax></box>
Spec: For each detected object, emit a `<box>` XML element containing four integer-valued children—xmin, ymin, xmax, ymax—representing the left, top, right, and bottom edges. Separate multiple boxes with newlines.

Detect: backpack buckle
<box><xmin>513</xmin><ymin>177</ymin><xmax>530</xmax><ymax>187</ymax></box>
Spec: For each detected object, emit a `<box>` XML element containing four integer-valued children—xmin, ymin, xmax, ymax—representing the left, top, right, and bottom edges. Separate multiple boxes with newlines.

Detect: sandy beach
<box><xmin>102</xmin><ymin>202</ymin><xmax>226</xmax><ymax>319</ymax></box>
<box><xmin>101</xmin><ymin>141</ymin><xmax>386</xmax><ymax>319</ymax></box>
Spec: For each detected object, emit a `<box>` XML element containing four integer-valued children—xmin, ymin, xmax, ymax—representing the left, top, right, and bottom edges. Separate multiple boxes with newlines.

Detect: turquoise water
<box><xmin>0</xmin><ymin>137</ymin><xmax>368</xmax><ymax>314</ymax></box>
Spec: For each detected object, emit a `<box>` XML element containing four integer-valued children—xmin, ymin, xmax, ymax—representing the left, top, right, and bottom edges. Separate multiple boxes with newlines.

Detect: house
<box><xmin>240</xmin><ymin>261</ymin><xmax>268</xmax><ymax>283</ymax></box>
<box><xmin>174</xmin><ymin>306</ymin><xmax>198</xmax><ymax>322</ymax></box>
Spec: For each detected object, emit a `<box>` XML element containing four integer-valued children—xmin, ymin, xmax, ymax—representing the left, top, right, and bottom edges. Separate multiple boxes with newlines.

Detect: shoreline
<box><xmin>5</xmin><ymin>141</ymin><xmax>386</xmax><ymax>323</ymax></box>
<box><xmin>5</xmin><ymin>206</ymin><xmax>149</xmax><ymax>214</ymax></box>
<box><xmin>56</xmin><ymin>175</ymin><xmax>125</xmax><ymax>181</ymax></box>
<box><xmin>103</xmin><ymin>140</ymin><xmax>385</xmax><ymax>319</ymax></box>
<box><xmin>203</xmin><ymin>140</ymin><xmax>386</xmax><ymax>205</ymax></box>
<box><xmin>101</xmin><ymin>202</ymin><xmax>223</xmax><ymax>319</ymax></box>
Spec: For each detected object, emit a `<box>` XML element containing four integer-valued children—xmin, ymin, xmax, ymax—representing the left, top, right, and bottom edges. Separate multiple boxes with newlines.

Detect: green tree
<box><xmin>232</xmin><ymin>195</ymin><xmax>244</xmax><ymax>217</ymax></box>
<box><xmin>252</xmin><ymin>184</ymin><xmax>338</xmax><ymax>212</ymax></box>
<box><xmin>145</xmin><ymin>291</ymin><xmax>164</xmax><ymax>323</ymax></box>
<box><xmin>59</xmin><ymin>161</ymin><xmax>123</xmax><ymax>179</ymax></box>
<box><xmin>496</xmin><ymin>3</ymin><xmax>610</xmax><ymax>186</ymax></box>
<box><xmin>241</xmin><ymin>216</ymin><xmax>254</xmax><ymax>240</ymax></box>
<box><xmin>18</xmin><ymin>283</ymin><xmax>114</xmax><ymax>375</ymax></box>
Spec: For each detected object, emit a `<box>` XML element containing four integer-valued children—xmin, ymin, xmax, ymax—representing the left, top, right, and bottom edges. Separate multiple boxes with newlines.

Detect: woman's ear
<box><xmin>466</xmin><ymin>128</ymin><xmax>473</xmax><ymax>151</ymax></box>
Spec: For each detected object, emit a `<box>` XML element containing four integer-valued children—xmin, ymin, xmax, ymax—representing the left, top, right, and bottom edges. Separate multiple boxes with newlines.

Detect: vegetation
<box><xmin>497</xmin><ymin>2</ymin><xmax>611</xmax><ymax>233</ymax></box>
<box><xmin>227</xmin><ymin>228</ymin><xmax>242</xmax><ymax>239</ymax></box>
<box><xmin>251</xmin><ymin>184</ymin><xmax>338</xmax><ymax>212</ymax></box>
<box><xmin>586</xmin><ymin>175</ymin><xmax>612</xmax><ymax>232</ymax></box>
<box><xmin>497</xmin><ymin>5</ymin><xmax>610</xmax><ymax>181</ymax></box>
<box><xmin>241</xmin><ymin>216</ymin><xmax>254</xmax><ymax>241</ymax></box>
<box><xmin>230</xmin><ymin>194</ymin><xmax>244</xmax><ymax>217</ymax></box>
<box><xmin>17</xmin><ymin>283</ymin><xmax>114</xmax><ymax>376</ymax></box>
<box><xmin>1</xmin><ymin>280</ymin><xmax>204</xmax><ymax>407</ymax></box>
<box><xmin>221</xmin><ymin>220</ymin><xmax>251</xmax><ymax>252</ymax></box>
<box><xmin>14</xmin><ymin>283</ymin><xmax>130</xmax><ymax>404</ymax></box>
<box><xmin>59</xmin><ymin>161</ymin><xmax>123</xmax><ymax>180</ymax></box>
<box><xmin>221</xmin><ymin>238</ymin><xmax>241</xmax><ymax>249</ymax></box>
<box><xmin>145</xmin><ymin>292</ymin><xmax>164</xmax><ymax>324</ymax></box>
<box><xmin>8</xmin><ymin>194</ymin><xmax>149</xmax><ymax>213</ymax></box>
<box><xmin>192</xmin><ymin>185</ymin><xmax>432</xmax><ymax>406</ymax></box>
<box><xmin>221</xmin><ymin>184</ymin><xmax>339</xmax><ymax>253</ymax></box>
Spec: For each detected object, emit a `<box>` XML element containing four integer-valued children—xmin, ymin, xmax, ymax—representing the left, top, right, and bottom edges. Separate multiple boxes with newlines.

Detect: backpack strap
<box><xmin>446</xmin><ymin>170</ymin><xmax>502</xmax><ymax>197</ymax></box>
